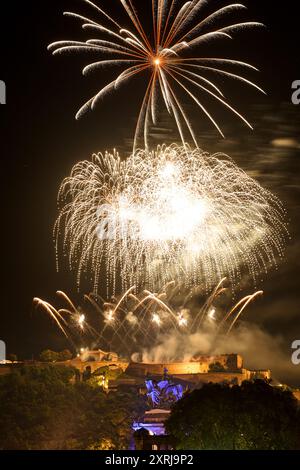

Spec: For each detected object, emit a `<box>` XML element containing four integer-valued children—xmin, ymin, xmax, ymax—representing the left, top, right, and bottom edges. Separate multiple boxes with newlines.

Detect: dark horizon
<box><xmin>1</xmin><ymin>1</ymin><xmax>300</xmax><ymax>386</ymax></box>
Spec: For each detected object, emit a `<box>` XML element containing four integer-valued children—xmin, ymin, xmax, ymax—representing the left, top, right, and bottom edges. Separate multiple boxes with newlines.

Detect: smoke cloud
<box><xmin>132</xmin><ymin>322</ymin><xmax>300</xmax><ymax>387</ymax></box>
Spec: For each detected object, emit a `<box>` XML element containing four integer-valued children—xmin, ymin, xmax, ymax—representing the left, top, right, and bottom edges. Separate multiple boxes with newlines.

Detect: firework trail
<box><xmin>55</xmin><ymin>144</ymin><xmax>288</xmax><ymax>294</ymax></box>
<box><xmin>33</xmin><ymin>279</ymin><xmax>263</xmax><ymax>353</ymax></box>
<box><xmin>48</xmin><ymin>0</ymin><xmax>265</xmax><ymax>149</ymax></box>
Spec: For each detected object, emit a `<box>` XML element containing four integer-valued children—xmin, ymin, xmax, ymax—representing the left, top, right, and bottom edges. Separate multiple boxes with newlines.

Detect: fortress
<box><xmin>0</xmin><ymin>351</ymin><xmax>271</xmax><ymax>386</ymax></box>
<box><xmin>68</xmin><ymin>351</ymin><xmax>271</xmax><ymax>386</ymax></box>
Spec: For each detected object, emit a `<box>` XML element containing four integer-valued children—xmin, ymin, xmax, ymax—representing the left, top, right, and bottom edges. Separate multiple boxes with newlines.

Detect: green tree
<box><xmin>58</xmin><ymin>350</ymin><xmax>73</xmax><ymax>362</ymax></box>
<box><xmin>7</xmin><ymin>354</ymin><xmax>17</xmax><ymax>363</ymax></box>
<box><xmin>0</xmin><ymin>365</ymin><xmax>147</xmax><ymax>450</ymax></box>
<box><xmin>166</xmin><ymin>380</ymin><xmax>299</xmax><ymax>450</ymax></box>
<box><xmin>39</xmin><ymin>350</ymin><xmax>59</xmax><ymax>363</ymax></box>
<box><xmin>209</xmin><ymin>361</ymin><xmax>225</xmax><ymax>372</ymax></box>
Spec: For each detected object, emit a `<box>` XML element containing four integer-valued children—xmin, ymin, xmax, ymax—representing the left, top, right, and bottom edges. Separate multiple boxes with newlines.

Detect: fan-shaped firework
<box><xmin>48</xmin><ymin>0</ymin><xmax>265</xmax><ymax>149</ymax></box>
<box><xmin>55</xmin><ymin>144</ymin><xmax>287</xmax><ymax>293</ymax></box>
<box><xmin>34</xmin><ymin>279</ymin><xmax>263</xmax><ymax>353</ymax></box>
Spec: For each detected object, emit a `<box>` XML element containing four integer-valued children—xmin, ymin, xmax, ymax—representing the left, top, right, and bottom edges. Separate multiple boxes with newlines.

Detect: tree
<box><xmin>7</xmin><ymin>354</ymin><xmax>17</xmax><ymax>363</ymax></box>
<box><xmin>39</xmin><ymin>350</ymin><xmax>59</xmax><ymax>362</ymax></box>
<box><xmin>58</xmin><ymin>350</ymin><xmax>73</xmax><ymax>362</ymax></box>
<box><xmin>166</xmin><ymin>380</ymin><xmax>299</xmax><ymax>450</ymax></box>
<box><xmin>82</xmin><ymin>366</ymin><xmax>92</xmax><ymax>382</ymax></box>
<box><xmin>0</xmin><ymin>365</ymin><xmax>147</xmax><ymax>450</ymax></box>
<box><xmin>209</xmin><ymin>361</ymin><xmax>225</xmax><ymax>372</ymax></box>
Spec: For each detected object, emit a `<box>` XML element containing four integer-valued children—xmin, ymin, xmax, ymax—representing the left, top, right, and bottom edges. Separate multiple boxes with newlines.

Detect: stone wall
<box><xmin>192</xmin><ymin>353</ymin><xmax>243</xmax><ymax>371</ymax></box>
<box><xmin>67</xmin><ymin>358</ymin><xmax>129</xmax><ymax>374</ymax></box>
<box><xmin>293</xmin><ymin>390</ymin><xmax>300</xmax><ymax>402</ymax></box>
<box><xmin>126</xmin><ymin>361</ymin><xmax>209</xmax><ymax>377</ymax></box>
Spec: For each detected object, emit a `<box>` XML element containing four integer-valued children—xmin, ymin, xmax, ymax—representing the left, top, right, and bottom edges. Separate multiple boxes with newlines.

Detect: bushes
<box><xmin>0</xmin><ymin>365</ymin><xmax>146</xmax><ymax>450</ymax></box>
<box><xmin>166</xmin><ymin>380</ymin><xmax>300</xmax><ymax>450</ymax></box>
<box><xmin>39</xmin><ymin>349</ymin><xmax>73</xmax><ymax>362</ymax></box>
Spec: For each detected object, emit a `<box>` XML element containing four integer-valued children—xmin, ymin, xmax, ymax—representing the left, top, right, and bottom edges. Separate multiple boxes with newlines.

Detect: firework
<box><xmin>48</xmin><ymin>0</ymin><xmax>264</xmax><ymax>149</ymax></box>
<box><xmin>55</xmin><ymin>144</ymin><xmax>288</xmax><ymax>293</ymax></box>
<box><xmin>33</xmin><ymin>290</ymin><xmax>99</xmax><ymax>346</ymax></box>
<box><xmin>33</xmin><ymin>279</ymin><xmax>263</xmax><ymax>354</ymax></box>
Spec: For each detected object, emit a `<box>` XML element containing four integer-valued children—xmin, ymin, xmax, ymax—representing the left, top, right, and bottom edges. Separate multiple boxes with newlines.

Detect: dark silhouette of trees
<box><xmin>7</xmin><ymin>354</ymin><xmax>17</xmax><ymax>363</ymax></box>
<box><xmin>39</xmin><ymin>349</ymin><xmax>73</xmax><ymax>362</ymax></box>
<box><xmin>166</xmin><ymin>380</ymin><xmax>300</xmax><ymax>450</ymax></box>
<box><xmin>208</xmin><ymin>361</ymin><xmax>225</xmax><ymax>372</ymax></box>
<box><xmin>39</xmin><ymin>350</ymin><xmax>59</xmax><ymax>362</ymax></box>
<box><xmin>0</xmin><ymin>365</ymin><xmax>146</xmax><ymax>450</ymax></box>
<box><xmin>58</xmin><ymin>349</ymin><xmax>73</xmax><ymax>361</ymax></box>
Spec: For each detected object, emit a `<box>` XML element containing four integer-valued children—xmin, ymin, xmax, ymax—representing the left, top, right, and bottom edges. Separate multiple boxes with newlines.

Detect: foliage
<box><xmin>0</xmin><ymin>365</ymin><xmax>146</xmax><ymax>450</ymax></box>
<box><xmin>57</xmin><ymin>349</ymin><xmax>73</xmax><ymax>361</ymax></box>
<box><xmin>7</xmin><ymin>354</ymin><xmax>17</xmax><ymax>362</ymax></box>
<box><xmin>94</xmin><ymin>366</ymin><xmax>123</xmax><ymax>380</ymax></box>
<box><xmin>208</xmin><ymin>361</ymin><xmax>226</xmax><ymax>372</ymax></box>
<box><xmin>39</xmin><ymin>349</ymin><xmax>73</xmax><ymax>362</ymax></box>
<box><xmin>39</xmin><ymin>350</ymin><xmax>59</xmax><ymax>362</ymax></box>
<box><xmin>87</xmin><ymin>438</ymin><xmax>115</xmax><ymax>450</ymax></box>
<box><xmin>165</xmin><ymin>380</ymin><xmax>300</xmax><ymax>450</ymax></box>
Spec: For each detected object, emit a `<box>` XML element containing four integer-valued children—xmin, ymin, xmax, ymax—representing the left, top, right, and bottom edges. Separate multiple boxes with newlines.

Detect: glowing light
<box><xmin>177</xmin><ymin>311</ymin><xmax>188</xmax><ymax>327</ymax></box>
<box><xmin>105</xmin><ymin>309</ymin><xmax>115</xmax><ymax>323</ymax></box>
<box><xmin>208</xmin><ymin>308</ymin><xmax>216</xmax><ymax>320</ymax></box>
<box><xmin>78</xmin><ymin>314</ymin><xmax>85</xmax><ymax>329</ymax></box>
<box><xmin>34</xmin><ymin>279</ymin><xmax>264</xmax><ymax>352</ymax></box>
<box><xmin>48</xmin><ymin>0</ymin><xmax>265</xmax><ymax>149</ymax></box>
<box><xmin>152</xmin><ymin>313</ymin><xmax>162</xmax><ymax>327</ymax></box>
<box><xmin>55</xmin><ymin>144</ymin><xmax>288</xmax><ymax>293</ymax></box>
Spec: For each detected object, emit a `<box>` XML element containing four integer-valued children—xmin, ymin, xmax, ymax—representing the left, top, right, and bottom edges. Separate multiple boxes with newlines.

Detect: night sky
<box><xmin>1</xmin><ymin>1</ymin><xmax>300</xmax><ymax>384</ymax></box>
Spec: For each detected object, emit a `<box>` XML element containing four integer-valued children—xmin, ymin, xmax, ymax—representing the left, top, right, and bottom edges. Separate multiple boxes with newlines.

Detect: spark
<box><xmin>78</xmin><ymin>313</ymin><xmax>85</xmax><ymax>329</ymax></box>
<box><xmin>48</xmin><ymin>0</ymin><xmax>265</xmax><ymax>149</ymax></box>
<box><xmin>152</xmin><ymin>313</ymin><xmax>162</xmax><ymax>326</ymax></box>
<box><xmin>34</xmin><ymin>279</ymin><xmax>263</xmax><ymax>352</ymax></box>
<box><xmin>177</xmin><ymin>310</ymin><xmax>188</xmax><ymax>327</ymax></box>
<box><xmin>105</xmin><ymin>309</ymin><xmax>115</xmax><ymax>323</ymax></box>
<box><xmin>208</xmin><ymin>307</ymin><xmax>216</xmax><ymax>320</ymax></box>
<box><xmin>55</xmin><ymin>144</ymin><xmax>288</xmax><ymax>294</ymax></box>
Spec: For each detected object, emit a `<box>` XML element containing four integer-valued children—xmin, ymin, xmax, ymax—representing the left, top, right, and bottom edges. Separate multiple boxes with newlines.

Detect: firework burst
<box><xmin>34</xmin><ymin>278</ymin><xmax>263</xmax><ymax>354</ymax></box>
<box><xmin>55</xmin><ymin>144</ymin><xmax>288</xmax><ymax>294</ymax></box>
<box><xmin>48</xmin><ymin>0</ymin><xmax>265</xmax><ymax>149</ymax></box>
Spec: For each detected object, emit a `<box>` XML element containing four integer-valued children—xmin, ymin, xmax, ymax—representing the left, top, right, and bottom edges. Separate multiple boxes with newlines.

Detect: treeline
<box><xmin>1</xmin><ymin>365</ymin><xmax>299</xmax><ymax>450</ymax></box>
<box><xmin>39</xmin><ymin>349</ymin><xmax>73</xmax><ymax>362</ymax></box>
<box><xmin>0</xmin><ymin>365</ymin><xmax>146</xmax><ymax>450</ymax></box>
<box><xmin>166</xmin><ymin>380</ymin><xmax>300</xmax><ymax>450</ymax></box>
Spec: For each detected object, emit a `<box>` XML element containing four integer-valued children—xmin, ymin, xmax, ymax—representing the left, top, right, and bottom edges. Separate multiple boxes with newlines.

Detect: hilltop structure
<box><xmin>72</xmin><ymin>352</ymin><xmax>270</xmax><ymax>385</ymax></box>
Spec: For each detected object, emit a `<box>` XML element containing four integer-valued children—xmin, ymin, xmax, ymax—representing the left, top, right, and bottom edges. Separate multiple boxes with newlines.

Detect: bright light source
<box><xmin>178</xmin><ymin>312</ymin><xmax>188</xmax><ymax>327</ymax></box>
<box><xmin>78</xmin><ymin>314</ymin><xmax>85</xmax><ymax>329</ymax></box>
<box><xmin>208</xmin><ymin>308</ymin><xmax>216</xmax><ymax>320</ymax></box>
<box><xmin>152</xmin><ymin>313</ymin><xmax>161</xmax><ymax>326</ymax></box>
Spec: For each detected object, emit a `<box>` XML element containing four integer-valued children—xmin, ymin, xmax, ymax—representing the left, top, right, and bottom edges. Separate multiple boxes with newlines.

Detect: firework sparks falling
<box><xmin>177</xmin><ymin>310</ymin><xmax>188</xmax><ymax>327</ymax></box>
<box><xmin>33</xmin><ymin>293</ymin><xmax>98</xmax><ymax>346</ymax></box>
<box><xmin>33</xmin><ymin>279</ymin><xmax>263</xmax><ymax>353</ymax></box>
<box><xmin>78</xmin><ymin>313</ymin><xmax>86</xmax><ymax>330</ymax></box>
<box><xmin>48</xmin><ymin>0</ymin><xmax>265</xmax><ymax>149</ymax></box>
<box><xmin>152</xmin><ymin>313</ymin><xmax>162</xmax><ymax>326</ymax></box>
<box><xmin>55</xmin><ymin>144</ymin><xmax>288</xmax><ymax>294</ymax></box>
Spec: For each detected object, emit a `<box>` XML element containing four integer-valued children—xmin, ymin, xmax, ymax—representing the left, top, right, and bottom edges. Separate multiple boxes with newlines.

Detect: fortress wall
<box><xmin>126</xmin><ymin>361</ymin><xmax>209</xmax><ymax>376</ymax></box>
<box><xmin>67</xmin><ymin>359</ymin><xmax>129</xmax><ymax>373</ymax></box>
<box><xmin>193</xmin><ymin>354</ymin><xmax>243</xmax><ymax>370</ymax></box>
<box><xmin>293</xmin><ymin>391</ymin><xmax>300</xmax><ymax>402</ymax></box>
<box><xmin>195</xmin><ymin>371</ymin><xmax>246</xmax><ymax>385</ymax></box>
<box><xmin>162</xmin><ymin>371</ymin><xmax>247</xmax><ymax>385</ymax></box>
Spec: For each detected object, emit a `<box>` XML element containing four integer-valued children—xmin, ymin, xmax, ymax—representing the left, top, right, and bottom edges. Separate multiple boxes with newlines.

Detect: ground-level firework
<box><xmin>55</xmin><ymin>144</ymin><xmax>288</xmax><ymax>294</ymax></box>
<box><xmin>34</xmin><ymin>278</ymin><xmax>263</xmax><ymax>355</ymax></box>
